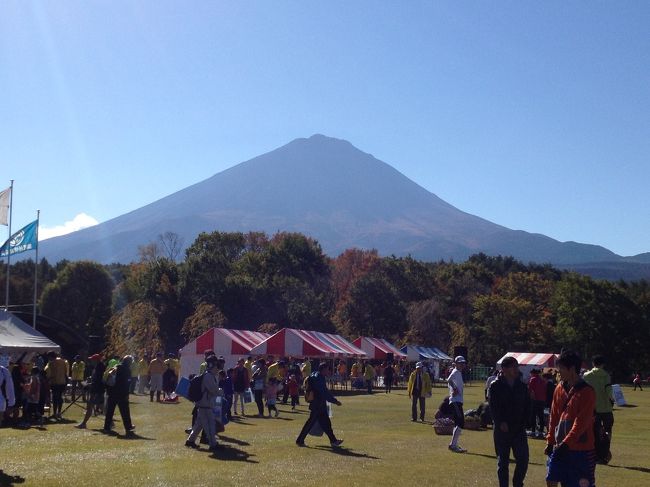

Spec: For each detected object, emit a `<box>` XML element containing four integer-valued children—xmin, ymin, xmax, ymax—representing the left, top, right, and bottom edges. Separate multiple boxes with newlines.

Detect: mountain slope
<box><xmin>38</xmin><ymin>134</ymin><xmax>630</xmax><ymax>268</ymax></box>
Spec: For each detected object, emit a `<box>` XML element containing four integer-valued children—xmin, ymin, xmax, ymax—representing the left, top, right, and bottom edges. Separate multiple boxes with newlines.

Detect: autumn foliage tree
<box><xmin>105</xmin><ymin>301</ymin><xmax>163</xmax><ymax>357</ymax></box>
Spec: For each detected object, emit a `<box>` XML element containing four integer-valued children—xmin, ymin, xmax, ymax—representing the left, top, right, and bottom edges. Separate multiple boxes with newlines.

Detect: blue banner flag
<box><xmin>0</xmin><ymin>220</ymin><xmax>38</xmax><ymax>258</ymax></box>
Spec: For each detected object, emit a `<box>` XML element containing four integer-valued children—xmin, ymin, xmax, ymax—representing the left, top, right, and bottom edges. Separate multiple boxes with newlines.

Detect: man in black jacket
<box><xmin>489</xmin><ymin>357</ymin><xmax>531</xmax><ymax>487</ymax></box>
<box><xmin>103</xmin><ymin>355</ymin><xmax>135</xmax><ymax>436</ymax></box>
<box><xmin>296</xmin><ymin>362</ymin><xmax>343</xmax><ymax>448</ymax></box>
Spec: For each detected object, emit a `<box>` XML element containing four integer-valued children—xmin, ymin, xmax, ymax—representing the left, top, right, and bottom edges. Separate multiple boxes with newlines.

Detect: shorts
<box><xmin>546</xmin><ymin>449</ymin><xmax>596</xmax><ymax>487</ymax></box>
<box><xmin>450</xmin><ymin>402</ymin><xmax>465</xmax><ymax>428</ymax></box>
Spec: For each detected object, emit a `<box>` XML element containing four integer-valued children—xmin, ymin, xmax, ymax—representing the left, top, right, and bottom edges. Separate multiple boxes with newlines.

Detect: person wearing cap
<box><xmin>408</xmin><ymin>362</ymin><xmax>432</xmax><ymax>422</ymax></box>
<box><xmin>102</xmin><ymin>355</ymin><xmax>136</xmax><ymax>436</ymax></box>
<box><xmin>296</xmin><ymin>362</ymin><xmax>343</xmax><ymax>448</ymax></box>
<box><xmin>447</xmin><ymin>355</ymin><xmax>467</xmax><ymax>453</ymax></box>
<box><xmin>148</xmin><ymin>352</ymin><xmax>166</xmax><ymax>402</ymax></box>
<box><xmin>70</xmin><ymin>355</ymin><xmax>86</xmax><ymax>402</ymax></box>
<box><xmin>185</xmin><ymin>355</ymin><xmax>221</xmax><ymax>451</ymax></box>
<box><xmin>76</xmin><ymin>354</ymin><xmax>105</xmax><ymax>429</ymax></box>
<box><xmin>489</xmin><ymin>356</ymin><xmax>531</xmax><ymax>487</ymax></box>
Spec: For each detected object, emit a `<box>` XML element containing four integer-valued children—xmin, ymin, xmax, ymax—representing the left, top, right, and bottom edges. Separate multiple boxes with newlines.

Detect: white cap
<box><xmin>454</xmin><ymin>356</ymin><xmax>466</xmax><ymax>364</ymax></box>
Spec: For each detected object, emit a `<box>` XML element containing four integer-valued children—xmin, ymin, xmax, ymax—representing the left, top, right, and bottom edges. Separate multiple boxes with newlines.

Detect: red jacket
<box><xmin>546</xmin><ymin>380</ymin><xmax>595</xmax><ymax>451</ymax></box>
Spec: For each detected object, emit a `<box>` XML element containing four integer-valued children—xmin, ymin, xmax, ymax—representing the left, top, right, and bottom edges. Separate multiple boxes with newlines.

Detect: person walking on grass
<box><xmin>583</xmin><ymin>355</ymin><xmax>614</xmax><ymax>465</ymax></box>
<box><xmin>76</xmin><ymin>354</ymin><xmax>105</xmax><ymax>429</ymax></box>
<box><xmin>408</xmin><ymin>362</ymin><xmax>432</xmax><ymax>422</ymax></box>
<box><xmin>296</xmin><ymin>362</ymin><xmax>343</xmax><ymax>448</ymax></box>
<box><xmin>545</xmin><ymin>350</ymin><xmax>596</xmax><ymax>487</ymax></box>
<box><xmin>447</xmin><ymin>356</ymin><xmax>467</xmax><ymax>453</ymax></box>
<box><xmin>633</xmin><ymin>373</ymin><xmax>643</xmax><ymax>391</ymax></box>
<box><xmin>102</xmin><ymin>355</ymin><xmax>135</xmax><ymax>436</ymax></box>
<box><xmin>489</xmin><ymin>356</ymin><xmax>530</xmax><ymax>487</ymax></box>
<box><xmin>185</xmin><ymin>356</ymin><xmax>221</xmax><ymax>452</ymax></box>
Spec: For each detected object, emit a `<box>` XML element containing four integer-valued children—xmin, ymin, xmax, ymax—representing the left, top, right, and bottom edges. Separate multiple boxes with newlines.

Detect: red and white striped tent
<box><xmin>179</xmin><ymin>328</ymin><xmax>270</xmax><ymax>377</ymax></box>
<box><xmin>248</xmin><ymin>328</ymin><xmax>367</xmax><ymax>359</ymax></box>
<box><xmin>497</xmin><ymin>352</ymin><xmax>558</xmax><ymax>380</ymax></box>
<box><xmin>353</xmin><ymin>336</ymin><xmax>406</xmax><ymax>360</ymax></box>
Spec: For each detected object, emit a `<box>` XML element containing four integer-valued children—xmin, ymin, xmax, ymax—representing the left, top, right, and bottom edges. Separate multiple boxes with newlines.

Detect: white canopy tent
<box><xmin>0</xmin><ymin>310</ymin><xmax>60</xmax><ymax>365</ymax></box>
<box><xmin>497</xmin><ymin>352</ymin><xmax>558</xmax><ymax>381</ymax></box>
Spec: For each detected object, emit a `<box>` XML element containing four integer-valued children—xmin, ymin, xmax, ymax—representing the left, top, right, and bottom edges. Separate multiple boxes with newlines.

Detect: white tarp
<box><xmin>0</xmin><ymin>309</ymin><xmax>60</xmax><ymax>362</ymax></box>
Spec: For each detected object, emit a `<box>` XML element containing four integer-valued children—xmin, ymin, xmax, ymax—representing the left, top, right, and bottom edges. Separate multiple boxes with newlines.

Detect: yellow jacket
<box><xmin>148</xmin><ymin>358</ymin><xmax>166</xmax><ymax>375</ymax></box>
<box><xmin>407</xmin><ymin>370</ymin><xmax>432</xmax><ymax>398</ymax></box>
<box><xmin>364</xmin><ymin>365</ymin><xmax>375</xmax><ymax>380</ymax></box>
<box><xmin>71</xmin><ymin>361</ymin><xmax>85</xmax><ymax>381</ymax></box>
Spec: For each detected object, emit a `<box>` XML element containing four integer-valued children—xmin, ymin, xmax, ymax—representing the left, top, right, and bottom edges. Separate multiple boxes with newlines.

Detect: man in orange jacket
<box><xmin>545</xmin><ymin>350</ymin><xmax>596</xmax><ymax>487</ymax></box>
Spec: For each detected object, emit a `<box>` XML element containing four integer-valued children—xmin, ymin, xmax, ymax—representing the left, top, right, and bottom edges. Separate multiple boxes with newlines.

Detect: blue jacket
<box><xmin>309</xmin><ymin>371</ymin><xmax>337</xmax><ymax>410</ymax></box>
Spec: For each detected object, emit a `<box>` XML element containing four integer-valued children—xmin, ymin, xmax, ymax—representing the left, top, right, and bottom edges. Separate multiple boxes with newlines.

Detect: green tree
<box><xmin>39</xmin><ymin>261</ymin><xmax>114</xmax><ymax>341</ymax></box>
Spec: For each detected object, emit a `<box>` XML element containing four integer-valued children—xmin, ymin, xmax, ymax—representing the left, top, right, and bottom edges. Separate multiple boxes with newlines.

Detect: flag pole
<box><xmin>4</xmin><ymin>179</ymin><xmax>13</xmax><ymax>309</ymax></box>
<box><xmin>33</xmin><ymin>209</ymin><xmax>40</xmax><ymax>329</ymax></box>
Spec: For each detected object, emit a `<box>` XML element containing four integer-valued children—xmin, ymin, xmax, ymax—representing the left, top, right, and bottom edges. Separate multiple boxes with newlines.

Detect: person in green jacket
<box><xmin>408</xmin><ymin>362</ymin><xmax>432</xmax><ymax>422</ymax></box>
<box><xmin>583</xmin><ymin>355</ymin><xmax>614</xmax><ymax>464</ymax></box>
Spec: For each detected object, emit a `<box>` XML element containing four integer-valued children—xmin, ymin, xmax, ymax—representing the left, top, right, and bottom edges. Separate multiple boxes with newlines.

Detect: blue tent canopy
<box><xmin>401</xmin><ymin>345</ymin><xmax>452</xmax><ymax>362</ymax></box>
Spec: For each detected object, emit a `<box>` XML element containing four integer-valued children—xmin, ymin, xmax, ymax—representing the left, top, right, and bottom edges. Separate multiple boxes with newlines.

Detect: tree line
<box><xmin>2</xmin><ymin>231</ymin><xmax>649</xmax><ymax>381</ymax></box>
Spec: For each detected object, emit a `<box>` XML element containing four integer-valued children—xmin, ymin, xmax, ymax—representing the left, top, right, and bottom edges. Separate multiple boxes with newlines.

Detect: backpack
<box><xmin>102</xmin><ymin>366</ymin><xmax>118</xmax><ymax>387</ymax></box>
<box><xmin>303</xmin><ymin>374</ymin><xmax>315</xmax><ymax>403</ymax></box>
<box><xmin>188</xmin><ymin>372</ymin><xmax>207</xmax><ymax>402</ymax></box>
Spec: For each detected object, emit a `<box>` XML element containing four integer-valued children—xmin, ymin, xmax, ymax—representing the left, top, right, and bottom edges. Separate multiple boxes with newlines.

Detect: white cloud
<box><xmin>40</xmin><ymin>213</ymin><xmax>99</xmax><ymax>240</ymax></box>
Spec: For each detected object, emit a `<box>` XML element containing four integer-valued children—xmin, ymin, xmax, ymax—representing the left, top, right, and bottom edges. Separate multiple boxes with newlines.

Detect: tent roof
<box><xmin>0</xmin><ymin>310</ymin><xmax>60</xmax><ymax>357</ymax></box>
<box><xmin>353</xmin><ymin>337</ymin><xmax>406</xmax><ymax>359</ymax></box>
<box><xmin>401</xmin><ymin>345</ymin><xmax>452</xmax><ymax>361</ymax></box>
<box><xmin>497</xmin><ymin>352</ymin><xmax>557</xmax><ymax>366</ymax></box>
<box><xmin>185</xmin><ymin>328</ymin><xmax>271</xmax><ymax>356</ymax></box>
<box><xmin>250</xmin><ymin>328</ymin><xmax>367</xmax><ymax>359</ymax></box>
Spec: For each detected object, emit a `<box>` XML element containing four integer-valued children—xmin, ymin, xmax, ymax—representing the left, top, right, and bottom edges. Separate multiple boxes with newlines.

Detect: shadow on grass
<box><xmin>208</xmin><ymin>445</ymin><xmax>258</xmax><ymax>463</ymax></box>
<box><xmin>0</xmin><ymin>470</ymin><xmax>25</xmax><ymax>487</ymax></box>
<box><xmin>228</xmin><ymin>418</ymin><xmax>256</xmax><ymax>426</ymax></box>
<box><xmin>618</xmin><ymin>404</ymin><xmax>638</xmax><ymax>408</ymax></box>
<box><xmin>465</xmin><ymin>451</ymin><xmax>545</xmax><ymax>467</ymax></box>
<box><xmin>219</xmin><ymin>435</ymin><xmax>250</xmax><ymax>446</ymax></box>
<box><xmin>311</xmin><ymin>446</ymin><xmax>380</xmax><ymax>459</ymax></box>
<box><xmin>607</xmin><ymin>464</ymin><xmax>650</xmax><ymax>474</ymax></box>
<box><xmin>116</xmin><ymin>432</ymin><xmax>156</xmax><ymax>441</ymax></box>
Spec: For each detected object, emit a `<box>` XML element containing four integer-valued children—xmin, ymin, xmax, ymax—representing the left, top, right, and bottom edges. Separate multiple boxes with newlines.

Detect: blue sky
<box><xmin>1</xmin><ymin>1</ymin><xmax>648</xmax><ymax>256</ymax></box>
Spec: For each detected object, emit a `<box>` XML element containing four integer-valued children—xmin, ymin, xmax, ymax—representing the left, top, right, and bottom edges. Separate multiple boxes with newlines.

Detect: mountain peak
<box><xmin>38</xmin><ymin>135</ymin><xmax>635</xmax><ymax>277</ymax></box>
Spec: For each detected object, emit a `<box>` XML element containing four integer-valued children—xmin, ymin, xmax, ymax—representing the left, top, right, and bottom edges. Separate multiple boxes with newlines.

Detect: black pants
<box><xmin>104</xmin><ymin>395</ymin><xmax>133</xmax><ymax>432</ymax></box>
<box><xmin>494</xmin><ymin>430</ymin><xmax>529</xmax><ymax>487</ymax></box>
<box><xmin>411</xmin><ymin>394</ymin><xmax>425</xmax><ymax>421</ymax></box>
<box><xmin>51</xmin><ymin>384</ymin><xmax>65</xmax><ymax>410</ymax></box>
<box><xmin>594</xmin><ymin>412</ymin><xmax>614</xmax><ymax>462</ymax></box>
<box><xmin>297</xmin><ymin>405</ymin><xmax>337</xmax><ymax>443</ymax></box>
<box><xmin>254</xmin><ymin>390</ymin><xmax>264</xmax><ymax>415</ymax></box>
<box><xmin>530</xmin><ymin>400</ymin><xmax>546</xmax><ymax>433</ymax></box>
<box><xmin>384</xmin><ymin>376</ymin><xmax>392</xmax><ymax>393</ymax></box>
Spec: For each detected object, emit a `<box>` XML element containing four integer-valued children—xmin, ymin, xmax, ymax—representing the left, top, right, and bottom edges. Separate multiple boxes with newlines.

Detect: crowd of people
<box><xmin>0</xmin><ymin>347</ymin><xmax>628</xmax><ymax>487</ymax></box>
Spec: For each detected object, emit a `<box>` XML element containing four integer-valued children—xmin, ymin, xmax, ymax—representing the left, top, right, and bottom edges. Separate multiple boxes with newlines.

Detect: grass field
<box><xmin>1</xmin><ymin>383</ymin><xmax>649</xmax><ymax>486</ymax></box>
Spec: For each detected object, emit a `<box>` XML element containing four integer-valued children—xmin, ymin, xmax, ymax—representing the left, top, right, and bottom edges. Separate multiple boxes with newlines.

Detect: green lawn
<box><xmin>2</xmin><ymin>383</ymin><xmax>649</xmax><ymax>486</ymax></box>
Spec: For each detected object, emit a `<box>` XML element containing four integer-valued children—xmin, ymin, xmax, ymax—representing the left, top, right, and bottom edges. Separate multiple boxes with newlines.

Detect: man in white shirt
<box><xmin>447</xmin><ymin>356</ymin><xmax>467</xmax><ymax>453</ymax></box>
